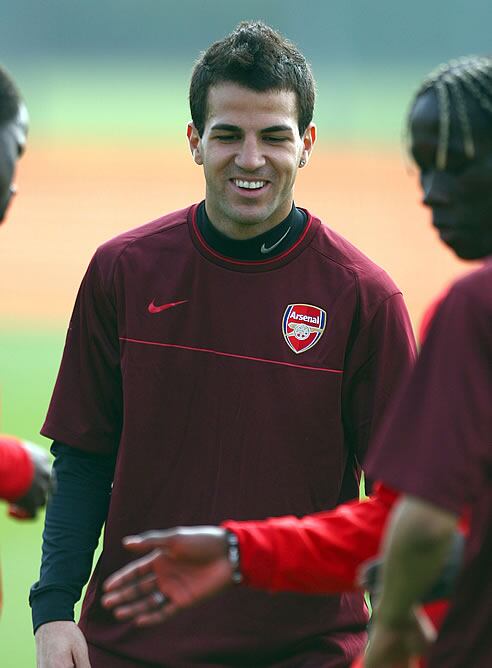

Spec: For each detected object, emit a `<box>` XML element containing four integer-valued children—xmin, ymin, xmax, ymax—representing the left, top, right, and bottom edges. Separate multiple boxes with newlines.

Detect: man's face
<box><xmin>410</xmin><ymin>89</ymin><xmax>492</xmax><ymax>260</ymax></box>
<box><xmin>0</xmin><ymin>103</ymin><xmax>28</xmax><ymax>224</ymax></box>
<box><xmin>188</xmin><ymin>83</ymin><xmax>315</xmax><ymax>239</ymax></box>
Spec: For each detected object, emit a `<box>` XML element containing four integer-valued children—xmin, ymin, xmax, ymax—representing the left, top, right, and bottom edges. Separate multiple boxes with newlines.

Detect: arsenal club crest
<box><xmin>282</xmin><ymin>304</ymin><xmax>327</xmax><ymax>354</ymax></box>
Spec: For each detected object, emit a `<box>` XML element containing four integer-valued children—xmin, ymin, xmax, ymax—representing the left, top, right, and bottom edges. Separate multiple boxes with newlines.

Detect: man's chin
<box><xmin>225</xmin><ymin>204</ymin><xmax>276</xmax><ymax>228</ymax></box>
<box><xmin>448</xmin><ymin>241</ymin><xmax>488</xmax><ymax>261</ymax></box>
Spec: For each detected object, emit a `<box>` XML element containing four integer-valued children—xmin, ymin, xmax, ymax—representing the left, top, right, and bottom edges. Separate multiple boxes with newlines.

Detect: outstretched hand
<box><xmin>102</xmin><ymin>526</ymin><xmax>234</xmax><ymax>626</ymax></box>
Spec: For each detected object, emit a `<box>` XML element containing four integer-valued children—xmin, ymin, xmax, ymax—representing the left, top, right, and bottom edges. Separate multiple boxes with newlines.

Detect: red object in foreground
<box><xmin>0</xmin><ymin>434</ymin><xmax>34</xmax><ymax>502</ymax></box>
<box><xmin>223</xmin><ymin>482</ymin><xmax>398</xmax><ymax>594</ymax></box>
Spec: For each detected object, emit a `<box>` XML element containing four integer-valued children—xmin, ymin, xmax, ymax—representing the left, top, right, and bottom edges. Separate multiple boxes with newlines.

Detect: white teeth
<box><xmin>233</xmin><ymin>179</ymin><xmax>266</xmax><ymax>190</ymax></box>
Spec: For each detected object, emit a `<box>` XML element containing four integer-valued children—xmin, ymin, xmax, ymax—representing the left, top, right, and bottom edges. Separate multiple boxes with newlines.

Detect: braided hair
<box><xmin>408</xmin><ymin>56</ymin><xmax>492</xmax><ymax>169</ymax></box>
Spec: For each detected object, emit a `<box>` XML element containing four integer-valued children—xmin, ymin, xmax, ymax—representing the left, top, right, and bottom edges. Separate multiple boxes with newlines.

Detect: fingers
<box><xmin>102</xmin><ymin>572</ymin><xmax>158</xmax><ymax>608</ymax></box>
<box><xmin>14</xmin><ymin>443</ymin><xmax>55</xmax><ymax>518</ymax></box>
<box><xmin>103</xmin><ymin>583</ymin><xmax>177</xmax><ymax>627</ymax></box>
<box><xmin>35</xmin><ymin>621</ymin><xmax>90</xmax><ymax>668</ymax></box>
<box><xmin>72</xmin><ymin>642</ymin><xmax>92</xmax><ymax>668</ymax></box>
<box><xmin>103</xmin><ymin>550</ymin><xmax>160</xmax><ymax>592</ymax></box>
<box><xmin>110</xmin><ymin>590</ymin><xmax>168</xmax><ymax>620</ymax></box>
<box><xmin>114</xmin><ymin>596</ymin><xmax>179</xmax><ymax>627</ymax></box>
<box><xmin>122</xmin><ymin>531</ymin><xmax>170</xmax><ymax>552</ymax></box>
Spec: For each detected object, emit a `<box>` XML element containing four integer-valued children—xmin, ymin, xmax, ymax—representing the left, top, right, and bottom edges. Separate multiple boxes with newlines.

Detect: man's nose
<box><xmin>421</xmin><ymin>171</ymin><xmax>455</xmax><ymax>206</ymax></box>
<box><xmin>235</xmin><ymin>137</ymin><xmax>266</xmax><ymax>171</ymax></box>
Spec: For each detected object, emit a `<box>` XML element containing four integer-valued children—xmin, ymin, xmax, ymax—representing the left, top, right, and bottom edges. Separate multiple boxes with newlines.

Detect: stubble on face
<box><xmin>194</xmin><ymin>83</ymin><xmax>310</xmax><ymax>240</ymax></box>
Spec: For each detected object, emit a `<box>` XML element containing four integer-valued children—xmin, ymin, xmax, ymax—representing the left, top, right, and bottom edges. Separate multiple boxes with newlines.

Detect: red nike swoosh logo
<box><xmin>148</xmin><ymin>299</ymin><xmax>189</xmax><ymax>314</ymax></box>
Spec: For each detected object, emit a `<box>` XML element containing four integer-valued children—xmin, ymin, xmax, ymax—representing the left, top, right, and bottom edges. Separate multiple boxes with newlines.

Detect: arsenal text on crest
<box><xmin>282</xmin><ymin>303</ymin><xmax>327</xmax><ymax>354</ymax></box>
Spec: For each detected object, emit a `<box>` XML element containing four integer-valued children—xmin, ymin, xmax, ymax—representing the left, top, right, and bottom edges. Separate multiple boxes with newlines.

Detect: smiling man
<box><xmin>31</xmin><ymin>22</ymin><xmax>415</xmax><ymax>668</ymax></box>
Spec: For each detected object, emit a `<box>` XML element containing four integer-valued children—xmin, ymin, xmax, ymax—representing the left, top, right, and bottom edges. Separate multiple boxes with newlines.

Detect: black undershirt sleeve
<box><xmin>29</xmin><ymin>442</ymin><xmax>115</xmax><ymax>633</ymax></box>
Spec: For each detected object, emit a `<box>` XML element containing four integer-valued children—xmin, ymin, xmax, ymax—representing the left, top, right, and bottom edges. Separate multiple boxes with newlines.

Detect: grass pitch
<box><xmin>0</xmin><ymin>327</ymin><xmax>76</xmax><ymax>667</ymax></box>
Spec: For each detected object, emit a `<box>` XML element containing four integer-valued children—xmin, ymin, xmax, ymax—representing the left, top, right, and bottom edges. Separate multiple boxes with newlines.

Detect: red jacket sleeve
<box><xmin>0</xmin><ymin>434</ymin><xmax>34</xmax><ymax>501</ymax></box>
<box><xmin>223</xmin><ymin>482</ymin><xmax>398</xmax><ymax>593</ymax></box>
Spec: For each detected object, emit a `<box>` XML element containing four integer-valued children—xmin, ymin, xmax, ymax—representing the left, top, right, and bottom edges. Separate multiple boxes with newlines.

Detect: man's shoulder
<box><xmin>450</xmin><ymin>262</ymin><xmax>492</xmax><ymax>298</ymax></box>
<box><xmin>90</xmin><ymin>205</ymin><xmax>193</xmax><ymax>279</ymax></box>
<box><xmin>444</xmin><ymin>262</ymin><xmax>492</xmax><ymax>317</ymax></box>
<box><xmin>97</xmin><ymin>205</ymin><xmax>192</xmax><ymax>258</ymax></box>
<box><xmin>310</xmin><ymin>215</ymin><xmax>402</xmax><ymax>302</ymax></box>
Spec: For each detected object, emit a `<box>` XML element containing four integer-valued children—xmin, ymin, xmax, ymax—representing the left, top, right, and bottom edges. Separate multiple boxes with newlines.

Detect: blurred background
<box><xmin>0</xmin><ymin>1</ymin><xmax>490</xmax><ymax>664</ymax></box>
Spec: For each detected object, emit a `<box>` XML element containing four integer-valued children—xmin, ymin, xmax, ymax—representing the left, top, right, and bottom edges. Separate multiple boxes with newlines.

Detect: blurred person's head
<box><xmin>0</xmin><ymin>65</ymin><xmax>28</xmax><ymax>224</ymax></box>
<box><xmin>408</xmin><ymin>56</ymin><xmax>492</xmax><ymax>260</ymax></box>
<box><xmin>187</xmin><ymin>21</ymin><xmax>316</xmax><ymax>238</ymax></box>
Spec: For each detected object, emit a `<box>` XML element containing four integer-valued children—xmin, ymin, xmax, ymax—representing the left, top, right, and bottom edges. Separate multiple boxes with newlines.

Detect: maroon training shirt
<box><xmin>42</xmin><ymin>203</ymin><xmax>415</xmax><ymax>667</ymax></box>
<box><xmin>367</xmin><ymin>262</ymin><xmax>492</xmax><ymax>668</ymax></box>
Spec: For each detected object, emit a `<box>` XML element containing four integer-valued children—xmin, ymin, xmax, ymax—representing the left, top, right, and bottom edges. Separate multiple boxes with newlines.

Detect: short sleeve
<box><xmin>342</xmin><ymin>292</ymin><xmax>416</xmax><ymax>469</ymax></box>
<box><xmin>41</xmin><ymin>252</ymin><xmax>123</xmax><ymax>454</ymax></box>
<box><xmin>366</xmin><ymin>282</ymin><xmax>492</xmax><ymax>515</ymax></box>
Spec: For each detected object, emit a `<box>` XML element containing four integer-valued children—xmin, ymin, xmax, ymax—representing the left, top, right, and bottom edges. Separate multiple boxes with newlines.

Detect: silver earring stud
<box><xmin>299</xmin><ymin>159</ymin><xmax>306</xmax><ymax>167</ymax></box>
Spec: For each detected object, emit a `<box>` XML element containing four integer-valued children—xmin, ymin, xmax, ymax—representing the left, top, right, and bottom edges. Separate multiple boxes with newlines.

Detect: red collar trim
<box><xmin>190</xmin><ymin>203</ymin><xmax>314</xmax><ymax>267</ymax></box>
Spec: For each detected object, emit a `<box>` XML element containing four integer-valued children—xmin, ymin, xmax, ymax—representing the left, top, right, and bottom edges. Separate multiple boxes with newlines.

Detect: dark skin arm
<box><xmin>101</xmin><ymin>497</ymin><xmax>463</xmax><ymax>627</ymax></box>
<box><xmin>365</xmin><ymin>496</ymin><xmax>457</xmax><ymax>668</ymax></box>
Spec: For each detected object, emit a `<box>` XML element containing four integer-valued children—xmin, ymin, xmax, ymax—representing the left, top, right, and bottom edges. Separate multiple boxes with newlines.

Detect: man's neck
<box><xmin>196</xmin><ymin>202</ymin><xmax>307</xmax><ymax>262</ymax></box>
<box><xmin>204</xmin><ymin>202</ymin><xmax>293</xmax><ymax>241</ymax></box>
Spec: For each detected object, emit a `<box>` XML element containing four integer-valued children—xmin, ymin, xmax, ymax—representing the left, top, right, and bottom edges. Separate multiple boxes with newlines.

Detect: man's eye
<box><xmin>263</xmin><ymin>136</ymin><xmax>287</xmax><ymax>143</ymax></box>
<box><xmin>216</xmin><ymin>135</ymin><xmax>239</xmax><ymax>142</ymax></box>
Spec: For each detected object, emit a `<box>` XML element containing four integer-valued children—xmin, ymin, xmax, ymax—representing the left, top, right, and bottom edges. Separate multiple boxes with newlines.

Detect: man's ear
<box><xmin>187</xmin><ymin>123</ymin><xmax>203</xmax><ymax>165</ymax></box>
<box><xmin>299</xmin><ymin>123</ymin><xmax>316</xmax><ymax>167</ymax></box>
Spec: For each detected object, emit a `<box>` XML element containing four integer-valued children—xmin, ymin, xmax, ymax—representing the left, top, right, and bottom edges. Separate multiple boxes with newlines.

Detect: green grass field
<box><xmin>0</xmin><ymin>327</ymin><xmax>86</xmax><ymax>666</ymax></box>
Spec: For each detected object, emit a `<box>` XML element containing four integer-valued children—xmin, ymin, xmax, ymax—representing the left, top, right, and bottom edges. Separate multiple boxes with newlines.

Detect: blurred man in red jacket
<box><xmin>0</xmin><ymin>65</ymin><xmax>52</xmax><ymax>517</ymax></box>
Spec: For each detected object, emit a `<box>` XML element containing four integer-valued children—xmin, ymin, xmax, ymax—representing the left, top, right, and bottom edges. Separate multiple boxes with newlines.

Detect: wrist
<box><xmin>224</xmin><ymin>529</ymin><xmax>242</xmax><ymax>584</ymax></box>
<box><xmin>30</xmin><ymin>585</ymin><xmax>76</xmax><ymax>634</ymax></box>
<box><xmin>374</xmin><ymin>601</ymin><xmax>414</xmax><ymax>630</ymax></box>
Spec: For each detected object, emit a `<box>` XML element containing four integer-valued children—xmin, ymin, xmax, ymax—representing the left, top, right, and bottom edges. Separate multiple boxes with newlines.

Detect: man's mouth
<box><xmin>232</xmin><ymin>179</ymin><xmax>267</xmax><ymax>190</ymax></box>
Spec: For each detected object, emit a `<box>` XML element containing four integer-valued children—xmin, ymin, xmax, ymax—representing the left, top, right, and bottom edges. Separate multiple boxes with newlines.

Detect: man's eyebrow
<box><xmin>209</xmin><ymin>123</ymin><xmax>294</xmax><ymax>133</ymax></box>
<box><xmin>261</xmin><ymin>125</ymin><xmax>293</xmax><ymax>133</ymax></box>
<box><xmin>210</xmin><ymin>124</ymin><xmax>241</xmax><ymax>132</ymax></box>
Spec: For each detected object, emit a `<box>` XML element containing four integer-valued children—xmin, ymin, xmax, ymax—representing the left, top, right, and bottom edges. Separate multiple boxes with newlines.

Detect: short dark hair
<box><xmin>189</xmin><ymin>21</ymin><xmax>315</xmax><ymax>137</ymax></box>
<box><xmin>0</xmin><ymin>65</ymin><xmax>21</xmax><ymax>126</ymax></box>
